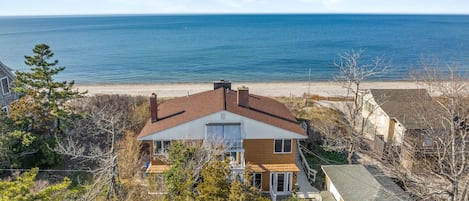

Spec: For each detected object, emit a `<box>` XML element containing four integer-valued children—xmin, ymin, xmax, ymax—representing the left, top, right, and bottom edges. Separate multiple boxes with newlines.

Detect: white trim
<box><xmin>0</xmin><ymin>61</ymin><xmax>16</xmax><ymax>80</ymax></box>
<box><xmin>252</xmin><ymin>172</ymin><xmax>262</xmax><ymax>189</ymax></box>
<box><xmin>139</xmin><ymin>111</ymin><xmax>307</xmax><ymax>141</ymax></box>
<box><xmin>273</xmin><ymin>139</ymin><xmax>292</xmax><ymax>154</ymax></box>
<box><xmin>153</xmin><ymin>140</ymin><xmax>171</xmax><ymax>156</ymax></box>
<box><xmin>0</xmin><ymin>76</ymin><xmax>11</xmax><ymax>95</ymax></box>
<box><xmin>270</xmin><ymin>172</ymin><xmax>293</xmax><ymax>195</ymax></box>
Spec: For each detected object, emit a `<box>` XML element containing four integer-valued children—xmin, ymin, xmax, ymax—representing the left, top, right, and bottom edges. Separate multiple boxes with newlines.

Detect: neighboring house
<box><xmin>360</xmin><ymin>89</ymin><xmax>443</xmax><ymax>169</ymax></box>
<box><xmin>137</xmin><ymin>81</ymin><xmax>308</xmax><ymax>199</ymax></box>
<box><xmin>0</xmin><ymin>61</ymin><xmax>17</xmax><ymax>113</ymax></box>
<box><xmin>321</xmin><ymin>165</ymin><xmax>410</xmax><ymax>201</ymax></box>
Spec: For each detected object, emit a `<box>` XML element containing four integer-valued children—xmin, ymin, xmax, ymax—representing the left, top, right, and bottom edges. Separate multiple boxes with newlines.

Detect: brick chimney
<box><xmin>237</xmin><ymin>86</ymin><xmax>249</xmax><ymax>107</ymax></box>
<box><xmin>150</xmin><ymin>93</ymin><xmax>158</xmax><ymax>122</ymax></box>
<box><xmin>213</xmin><ymin>80</ymin><xmax>232</xmax><ymax>90</ymax></box>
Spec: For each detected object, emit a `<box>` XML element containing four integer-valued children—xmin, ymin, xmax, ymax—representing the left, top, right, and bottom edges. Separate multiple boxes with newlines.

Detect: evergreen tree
<box><xmin>3</xmin><ymin>44</ymin><xmax>86</xmax><ymax>168</ymax></box>
<box><xmin>228</xmin><ymin>174</ymin><xmax>269</xmax><ymax>201</ymax></box>
<box><xmin>197</xmin><ymin>160</ymin><xmax>230</xmax><ymax>201</ymax></box>
<box><xmin>163</xmin><ymin>142</ymin><xmax>197</xmax><ymax>201</ymax></box>
<box><xmin>0</xmin><ymin>168</ymin><xmax>71</xmax><ymax>201</ymax></box>
<box><xmin>12</xmin><ymin>43</ymin><xmax>86</xmax><ymax>133</ymax></box>
<box><xmin>162</xmin><ymin>142</ymin><xmax>270</xmax><ymax>201</ymax></box>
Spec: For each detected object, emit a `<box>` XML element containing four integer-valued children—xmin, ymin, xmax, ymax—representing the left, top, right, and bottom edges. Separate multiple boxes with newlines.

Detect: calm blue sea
<box><xmin>0</xmin><ymin>14</ymin><xmax>468</xmax><ymax>84</ymax></box>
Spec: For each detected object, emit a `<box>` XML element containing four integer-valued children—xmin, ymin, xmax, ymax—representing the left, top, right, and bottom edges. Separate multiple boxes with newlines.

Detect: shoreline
<box><xmin>75</xmin><ymin>81</ymin><xmax>422</xmax><ymax>98</ymax></box>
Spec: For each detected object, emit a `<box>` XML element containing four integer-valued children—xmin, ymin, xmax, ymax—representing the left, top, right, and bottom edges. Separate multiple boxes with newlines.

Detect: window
<box><xmin>423</xmin><ymin>135</ymin><xmax>433</xmax><ymax>147</ymax></box>
<box><xmin>153</xmin><ymin>140</ymin><xmax>171</xmax><ymax>155</ymax></box>
<box><xmin>274</xmin><ymin>139</ymin><xmax>292</xmax><ymax>153</ymax></box>
<box><xmin>277</xmin><ymin>173</ymin><xmax>285</xmax><ymax>191</ymax></box>
<box><xmin>364</xmin><ymin>101</ymin><xmax>373</xmax><ymax>113</ymax></box>
<box><xmin>252</xmin><ymin>173</ymin><xmax>262</xmax><ymax>189</ymax></box>
<box><xmin>225</xmin><ymin>151</ymin><xmax>238</xmax><ymax>163</ymax></box>
<box><xmin>1</xmin><ymin>77</ymin><xmax>10</xmax><ymax>95</ymax></box>
<box><xmin>206</xmin><ymin>123</ymin><xmax>242</xmax><ymax>149</ymax></box>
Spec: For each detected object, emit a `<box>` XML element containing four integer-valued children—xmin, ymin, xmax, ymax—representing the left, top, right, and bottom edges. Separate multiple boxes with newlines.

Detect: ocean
<box><xmin>0</xmin><ymin>14</ymin><xmax>468</xmax><ymax>84</ymax></box>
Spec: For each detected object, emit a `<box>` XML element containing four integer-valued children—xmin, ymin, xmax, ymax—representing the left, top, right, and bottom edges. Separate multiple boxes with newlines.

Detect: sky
<box><xmin>1</xmin><ymin>0</ymin><xmax>469</xmax><ymax>16</ymax></box>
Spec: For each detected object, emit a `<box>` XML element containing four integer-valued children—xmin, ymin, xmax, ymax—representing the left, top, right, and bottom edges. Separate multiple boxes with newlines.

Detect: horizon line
<box><xmin>1</xmin><ymin>12</ymin><xmax>469</xmax><ymax>18</ymax></box>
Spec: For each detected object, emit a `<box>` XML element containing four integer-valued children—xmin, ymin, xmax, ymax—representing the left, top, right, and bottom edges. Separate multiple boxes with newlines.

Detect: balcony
<box><xmin>403</xmin><ymin>134</ymin><xmax>437</xmax><ymax>156</ymax></box>
<box><xmin>225</xmin><ymin>150</ymin><xmax>245</xmax><ymax>171</ymax></box>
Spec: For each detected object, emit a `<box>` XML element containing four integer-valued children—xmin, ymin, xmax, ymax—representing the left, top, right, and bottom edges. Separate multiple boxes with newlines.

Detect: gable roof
<box><xmin>0</xmin><ymin>61</ymin><xmax>15</xmax><ymax>79</ymax></box>
<box><xmin>322</xmin><ymin>165</ymin><xmax>406</xmax><ymax>201</ymax></box>
<box><xmin>370</xmin><ymin>89</ymin><xmax>443</xmax><ymax>129</ymax></box>
<box><xmin>138</xmin><ymin>87</ymin><xmax>305</xmax><ymax>138</ymax></box>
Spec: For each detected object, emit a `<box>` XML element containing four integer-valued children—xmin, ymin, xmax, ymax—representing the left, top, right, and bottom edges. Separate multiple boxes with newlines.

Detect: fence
<box><xmin>297</xmin><ymin>140</ymin><xmax>317</xmax><ymax>183</ymax></box>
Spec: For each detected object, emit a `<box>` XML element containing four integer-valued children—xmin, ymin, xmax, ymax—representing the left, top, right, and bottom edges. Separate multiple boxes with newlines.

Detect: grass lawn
<box><xmin>301</xmin><ymin>142</ymin><xmax>347</xmax><ymax>189</ymax></box>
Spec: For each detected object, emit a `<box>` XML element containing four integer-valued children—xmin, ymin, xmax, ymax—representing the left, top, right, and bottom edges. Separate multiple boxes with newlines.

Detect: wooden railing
<box><xmin>297</xmin><ymin>140</ymin><xmax>317</xmax><ymax>183</ymax></box>
<box><xmin>402</xmin><ymin>139</ymin><xmax>438</xmax><ymax>156</ymax></box>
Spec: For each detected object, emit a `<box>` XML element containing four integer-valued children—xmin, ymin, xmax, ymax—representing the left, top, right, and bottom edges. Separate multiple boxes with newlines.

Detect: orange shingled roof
<box><xmin>138</xmin><ymin>87</ymin><xmax>305</xmax><ymax>138</ymax></box>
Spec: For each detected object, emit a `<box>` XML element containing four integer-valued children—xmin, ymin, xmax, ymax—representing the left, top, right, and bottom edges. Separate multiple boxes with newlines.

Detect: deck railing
<box><xmin>297</xmin><ymin>140</ymin><xmax>317</xmax><ymax>183</ymax></box>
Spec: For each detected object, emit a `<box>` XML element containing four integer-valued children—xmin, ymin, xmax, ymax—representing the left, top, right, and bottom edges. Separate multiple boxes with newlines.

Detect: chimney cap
<box><xmin>214</xmin><ymin>79</ymin><xmax>230</xmax><ymax>83</ymax></box>
<box><xmin>238</xmin><ymin>86</ymin><xmax>249</xmax><ymax>90</ymax></box>
<box><xmin>213</xmin><ymin>80</ymin><xmax>232</xmax><ymax>90</ymax></box>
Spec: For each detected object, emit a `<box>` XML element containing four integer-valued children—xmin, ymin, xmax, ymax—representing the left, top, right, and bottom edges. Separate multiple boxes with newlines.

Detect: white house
<box><xmin>361</xmin><ymin>89</ymin><xmax>441</xmax><ymax>145</ymax></box>
<box><xmin>361</xmin><ymin>89</ymin><xmax>444</xmax><ymax>170</ymax></box>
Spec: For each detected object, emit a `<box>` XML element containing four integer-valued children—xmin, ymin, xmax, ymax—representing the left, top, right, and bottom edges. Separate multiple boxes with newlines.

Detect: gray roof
<box><xmin>365</xmin><ymin>165</ymin><xmax>412</xmax><ymax>201</ymax></box>
<box><xmin>0</xmin><ymin>61</ymin><xmax>15</xmax><ymax>78</ymax></box>
<box><xmin>322</xmin><ymin>165</ymin><xmax>408</xmax><ymax>201</ymax></box>
<box><xmin>370</xmin><ymin>89</ymin><xmax>443</xmax><ymax>129</ymax></box>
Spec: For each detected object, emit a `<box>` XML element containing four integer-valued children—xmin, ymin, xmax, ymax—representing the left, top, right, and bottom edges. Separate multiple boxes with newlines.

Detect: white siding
<box><xmin>362</xmin><ymin>93</ymin><xmax>391</xmax><ymax>142</ymax></box>
<box><xmin>139</xmin><ymin>111</ymin><xmax>307</xmax><ymax>141</ymax></box>
<box><xmin>393</xmin><ymin>122</ymin><xmax>405</xmax><ymax>145</ymax></box>
<box><xmin>328</xmin><ymin>178</ymin><xmax>341</xmax><ymax>201</ymax></box>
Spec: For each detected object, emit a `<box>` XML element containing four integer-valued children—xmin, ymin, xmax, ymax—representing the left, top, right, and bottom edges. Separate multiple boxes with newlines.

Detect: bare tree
<box><xmin>333</xmin><ymin>49</ymin><xmax>390</xmax><ymax>163</ymax></box>
<box><xmin>410</xmin><ymin>62</ymin><xmax>469</xmax><ymax>201</ymax></box>
<box><xmin>54</xmin><ymin>95</ymin><xmax>140</xmax><ymax>200</ymax></box>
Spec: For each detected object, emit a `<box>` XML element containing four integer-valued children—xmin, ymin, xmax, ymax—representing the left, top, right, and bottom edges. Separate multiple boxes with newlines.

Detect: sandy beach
<box><xmin>75</xmin><ymin>81</ymin><xmax>422</xmax><ymax>98</ymax></box>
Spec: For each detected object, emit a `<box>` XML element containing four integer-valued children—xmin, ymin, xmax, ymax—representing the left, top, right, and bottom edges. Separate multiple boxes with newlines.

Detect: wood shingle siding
<box><xmin>244</xmin><ymin>139</ymin><xmax>295</xmax><ymax>165</ymax></box>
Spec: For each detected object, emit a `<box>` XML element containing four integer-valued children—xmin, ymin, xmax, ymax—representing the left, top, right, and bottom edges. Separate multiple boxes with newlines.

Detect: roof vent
<box><xmin>213</xmin><ymin>80</ymin><xmax>231</xmax><ymax>90</ymax></box>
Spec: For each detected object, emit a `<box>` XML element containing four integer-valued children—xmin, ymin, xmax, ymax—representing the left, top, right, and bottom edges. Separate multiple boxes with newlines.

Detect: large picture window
<box><xmin>274</xmin><ymin>139</ymin><xmax>292</xmax><ymax>153</ymax></box>
<box><xmin>1</xmin><ymin>77</ymin><xmax>10</xmax><ymax>95</ymax></box>
<box><xmin>206</xmin><ymin>123</ymin><xmax>242</xmax><ymax>149</ymax></box>
<box><xmin>153</xmin><ymin>140</ymin><xmax>171</xmax><ymax>155</ymax></box>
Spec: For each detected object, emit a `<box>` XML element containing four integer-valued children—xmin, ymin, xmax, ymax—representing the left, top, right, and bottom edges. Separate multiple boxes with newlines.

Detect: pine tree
<box><xmin>163</xmin><ymin>142</ymin><xmax>197</xmax><ymax>201</ymax></box>
<box><xmin>4</xmin><ymin>44</ymin><xmax>86</xmax><ymax>168</ymax></box>
<box><xmin>0</xmin><ymin>168</ymin><xmax>71</xmax><ymax>201</ymax></box>
<box><xmin>228</xmin><ymin>174</ymin><xmax>269</xmax><ymax>201</ymax></box>
<box><xmin>197</xmin><ymin>160</ymin><xmax>230</xmax><ymax>201</ymax></box>
<box><xmin>12</xmin><ymin>43</ymin><xmax>86</xmax><ymax>133</ymax></box>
